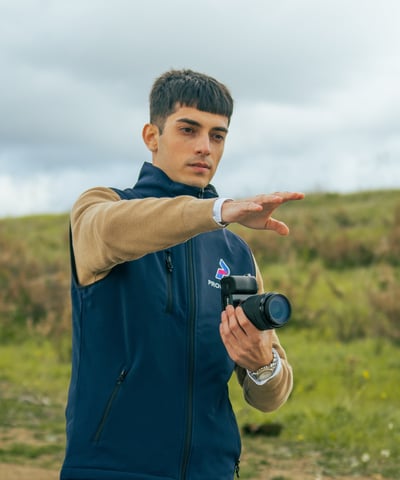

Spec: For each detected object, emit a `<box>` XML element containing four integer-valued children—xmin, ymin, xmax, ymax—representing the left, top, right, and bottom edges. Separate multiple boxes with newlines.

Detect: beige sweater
<box><xmin>71</xmin><ymin>186</ymin><xmax>293</xmax><ymax>413</ymax></box>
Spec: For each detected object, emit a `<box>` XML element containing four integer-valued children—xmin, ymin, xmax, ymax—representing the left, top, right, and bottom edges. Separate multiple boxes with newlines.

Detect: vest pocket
<box><xmin>93</xmin><ymin>368</ymin><xmax>127</xmax><ymax>443</ymax></box>
<box><xmin>165</xmin><ymin>250</ymin><xmax>174</xmax><ymax>314</ymax></box>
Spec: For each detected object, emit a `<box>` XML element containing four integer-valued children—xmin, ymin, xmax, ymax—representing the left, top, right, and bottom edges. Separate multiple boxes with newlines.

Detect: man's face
<box><xmin>143</xmin><ymin>106</ymin><xmax>229</xmax><ymax>188</ymax></box>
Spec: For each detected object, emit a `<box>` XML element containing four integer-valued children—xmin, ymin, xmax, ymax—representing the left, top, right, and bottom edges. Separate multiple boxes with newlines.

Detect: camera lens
<box><xmin>263</xmin><ymin>294</ymin><xmax>291</xmax><ymax>326</ymax></box>
<box><xmin>240</xmin><ymin>292</ymin><xmax>291</xmax><ymax>330</ymax></box>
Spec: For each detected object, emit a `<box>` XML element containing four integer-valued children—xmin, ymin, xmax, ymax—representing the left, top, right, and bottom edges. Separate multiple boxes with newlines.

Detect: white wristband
<box><xmin>213</xmin><ymin>197</ymin><xmax>232</xmax><ymax>226</ymax></box>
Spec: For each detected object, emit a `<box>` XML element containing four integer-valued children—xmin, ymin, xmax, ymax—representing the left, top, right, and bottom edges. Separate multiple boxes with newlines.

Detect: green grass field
<box><xmin>231</xmin><ymin>330</ymin><xmax>400</xmax><ymax>478</ymax></box>
<box><xmin>1</xmin><ymin>333</ymin><xmax>399</xmax><ymax>478</ymax></box>
<box><xmin>1</xmin><ymin>190</ymin><xmax>399</xmax><ymax>478</ymax></box>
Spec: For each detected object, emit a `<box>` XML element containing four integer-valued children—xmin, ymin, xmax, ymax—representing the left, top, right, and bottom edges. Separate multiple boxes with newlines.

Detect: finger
<box><xmin>219</xmin><ymin>319</ymin><xmax>229</xmax><ymax>344</ymax></box>
<box><xmin>220</xmin><ymin>309</ymin><xmax>231</xmax><ymax>335</ymax></box>
<box><xmin>242</xmin><ymin>202</ymin><xmax>264</xmax><ymax>213</ymax></box>
<box><xmin>224</xmin><ymin>305</ymin><xmax>247</xmax><ymax>338</ymax></box>
<box><xmin>274</xmin><ymin>191</ymin><xmax>305</xmax><ymax>202</ymax></box>
<box><xmin>220</xmin><ymin>309</ymin><xmax>232</xmax><ymax>339</ymax></box>
<box><xmin>235</xmin><ymin>306</ymin><xmax>261</xmax><ymax>335</ymax></box>
<box><xmin>265</xmin><ymin>217</ymin><xmax>290</xmax><ymax>235</ymax></box>
<box><xmin>220</xmin><ymin>312</ymin><xmax>239</xmax><ymax>350</ymax></box>
<box><xmin>252</xmin><ymin>194</ymin><xmax>284</xmax><ymax>206</ymax></box>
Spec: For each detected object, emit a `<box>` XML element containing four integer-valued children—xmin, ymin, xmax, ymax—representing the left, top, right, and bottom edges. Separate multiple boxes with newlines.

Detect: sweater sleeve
<box><xmin>234</xmin><ymin>262</ymin><xmax>294</xmax><ymax>412</ymax></box>
<box><xmin>71</xmin><ymin>187</ymin><xmax>222</xmax><ymax>286</ymax></box>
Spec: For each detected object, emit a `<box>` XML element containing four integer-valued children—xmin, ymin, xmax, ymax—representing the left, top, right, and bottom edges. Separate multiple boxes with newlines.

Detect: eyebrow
<box><xmin>176</xmin><ymin>117</ymin><xmax>229</xmax><ymax>133</ymax></box>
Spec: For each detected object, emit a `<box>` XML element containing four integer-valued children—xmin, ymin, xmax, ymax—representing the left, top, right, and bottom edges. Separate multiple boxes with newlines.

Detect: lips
<box><xmin>188</xmin><ymin>161</ymin><xmax>211</xmax><ymax>170</ymax></box>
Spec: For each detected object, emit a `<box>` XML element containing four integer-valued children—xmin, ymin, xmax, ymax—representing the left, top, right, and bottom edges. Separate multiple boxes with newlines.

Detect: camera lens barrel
<box><xmin>241</xmin><ymin>292</ymin><xmax>291</xmax><ymax>330</ymax></box>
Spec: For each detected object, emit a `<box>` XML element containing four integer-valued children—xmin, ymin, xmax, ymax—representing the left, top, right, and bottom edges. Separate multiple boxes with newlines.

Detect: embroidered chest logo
<box><xmin>215</xmin><ymin>258</ymin><xmax>230</xmax><ymax>280</ymax></box>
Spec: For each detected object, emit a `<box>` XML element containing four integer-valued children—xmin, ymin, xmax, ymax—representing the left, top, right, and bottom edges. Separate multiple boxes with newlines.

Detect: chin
<box><xmin>189</xmin><ymin>179</ymin><xmax>210</xmax><ymax>189</ymax></box>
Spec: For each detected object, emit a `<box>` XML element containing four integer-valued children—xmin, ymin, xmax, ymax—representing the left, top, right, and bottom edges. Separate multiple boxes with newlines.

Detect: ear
<box><xmin>142</xmin><ymin>123</ymin><xmax>159</xmax><ymax>152</ymax></box>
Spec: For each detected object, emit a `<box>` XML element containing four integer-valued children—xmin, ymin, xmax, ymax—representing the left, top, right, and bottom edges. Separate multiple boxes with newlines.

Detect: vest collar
<box><xmin>133</xmin><ymin>162</ymin><xmax>219</xmax><ymax>199</ymax></box>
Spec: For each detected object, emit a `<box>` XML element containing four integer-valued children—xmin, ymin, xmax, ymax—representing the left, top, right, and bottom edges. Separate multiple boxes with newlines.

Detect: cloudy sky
<box><xmin>1</xmin><ymin>0</ymin><xmax>399</xmax><ymax>217</ymax></box>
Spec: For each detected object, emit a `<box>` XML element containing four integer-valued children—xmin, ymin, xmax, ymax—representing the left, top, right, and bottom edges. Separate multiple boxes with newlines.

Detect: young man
<box><xmin>60</xmin><ymin>69</ymin><xmax>304</xmax><ymax>480</ymax></box>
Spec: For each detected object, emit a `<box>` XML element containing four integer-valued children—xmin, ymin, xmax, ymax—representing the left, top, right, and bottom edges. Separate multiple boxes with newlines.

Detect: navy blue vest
<box><xmin>61</xmin><ymin>162</ymin><xmax>256</xmax><ymax>480</ymax></box>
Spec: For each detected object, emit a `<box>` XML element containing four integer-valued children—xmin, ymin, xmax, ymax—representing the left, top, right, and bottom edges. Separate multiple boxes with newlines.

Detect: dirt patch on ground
<box><xmin>256</xmin><ymin>459</ymin><xmax>386</xmax><ymax>479</ymax></box>
<box><xmin>0</xmin><ymin>462</ymin><xmax>386</xmax><ymax>480</ymax></box>
<box><xmin>0</xmin><ymin>464</ymin><xmax>58</xmax><ymax>480</ymax></box>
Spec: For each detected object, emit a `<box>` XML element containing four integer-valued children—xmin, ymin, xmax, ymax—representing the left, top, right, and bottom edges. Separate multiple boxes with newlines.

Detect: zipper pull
<box><xmin>235</xmin><ymin>460</ymin><xmax>240</xmax><ymax>478</ymax></box>
<box><xmin>117</xmin><ymin>369</ymin><xmax>127</xmax><ymax>384</ymax></box>
<box><xmin>165</xmin><ymin>250</ymin><xmax>174</xmax><ymax>273</ymax></box>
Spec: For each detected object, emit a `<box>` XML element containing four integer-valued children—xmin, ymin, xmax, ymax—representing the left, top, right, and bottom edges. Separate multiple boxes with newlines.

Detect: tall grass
<box><xmin>230</xmin><ymin>330</ymin><xmax>400</xmax><ymax>478</ymax></box>
<box><xmin>1</xmin><ymin>190</ymin><xmax>400</xmax><ymax>477</ymax></box>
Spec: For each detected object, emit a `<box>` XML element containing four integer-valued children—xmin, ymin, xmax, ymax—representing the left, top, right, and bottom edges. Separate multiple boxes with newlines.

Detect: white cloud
<box><xmin>0</xmin><ymin>0</ymin><xmax>399</xmax><ymax>216</ymax></box>
<box><xmin>0</xmin><ymin>174</ymin><xmax>53</xmax><ymax>217</ymax></box>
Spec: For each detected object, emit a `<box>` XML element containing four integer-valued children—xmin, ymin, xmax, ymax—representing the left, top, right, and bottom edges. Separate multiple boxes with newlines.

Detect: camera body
<box><xmin>221</xmin><ymin>275</ymin><xmax>291</xmax><ymax>330</ymax></box>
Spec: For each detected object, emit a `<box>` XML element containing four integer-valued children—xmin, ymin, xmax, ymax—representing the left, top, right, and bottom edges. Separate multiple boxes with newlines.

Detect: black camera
<box><xmin>221</xmin><ymin>275</ymin><xmax>291</xmax><ymax>330</ymax></box>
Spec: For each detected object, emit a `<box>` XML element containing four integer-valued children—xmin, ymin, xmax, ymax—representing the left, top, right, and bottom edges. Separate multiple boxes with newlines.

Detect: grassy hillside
<box><xmin>0</xmin><ymin>190</ymin><xmax>399</xmax><ymax>478</ymax></box>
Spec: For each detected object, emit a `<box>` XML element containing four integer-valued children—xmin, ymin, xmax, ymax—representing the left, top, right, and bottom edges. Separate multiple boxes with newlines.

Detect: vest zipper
<box><xmin>94</xmin><ymin>368</ymin><xmax>127</xmax><ymax>442</ymax></box>
<box><xmin>165</xmin><ymin>250</ymin><xmax>174</xmax><ymax>314</ymax></box>
<box><xmin>181</xmin><ymin>188</ymin><xmax>214</xmax><ymax>478</ymax></box>
<box><xmin>180</xmin><ymin>239</ymin><xmax>196</xmax><ymax>479</ymax></box>
<box><xmin>235</xmin><ymin>460</ymin><xmax>241</xmax><ymax>477</ymax></box>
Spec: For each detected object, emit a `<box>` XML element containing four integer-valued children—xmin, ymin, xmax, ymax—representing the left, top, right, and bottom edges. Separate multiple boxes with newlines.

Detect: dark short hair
<box><xmin>149</xmin><ymin>69</ymin><xmax>234</xmax><ymax>131</ymax></box>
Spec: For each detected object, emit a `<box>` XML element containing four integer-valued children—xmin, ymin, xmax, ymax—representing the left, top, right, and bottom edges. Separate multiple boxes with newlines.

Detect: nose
<box><xmin>195</xmin><ymin>134</ymin><xmax>211</xmax><ymax>156</ymax></box>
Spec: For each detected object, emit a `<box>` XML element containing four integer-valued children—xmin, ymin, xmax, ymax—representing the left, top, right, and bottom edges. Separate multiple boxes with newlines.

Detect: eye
<box><xmin>180</xmin><ymin>127</ymin><xmax>194</xmax><ymax>135</ymax></box>
<box><xmin>212</xmin><ymin>133</ymin><xmax>226</xmax><ymax>143</ymax></box>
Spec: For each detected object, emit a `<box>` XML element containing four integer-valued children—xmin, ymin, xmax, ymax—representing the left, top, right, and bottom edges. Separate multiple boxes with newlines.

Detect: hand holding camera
<box><xmin>221</xmin><ymin>275</ymin><xmax>291</xmax><ymax>330</ymax></box>
<box><xmin>219</xmin><ymin>275</ymin><xmax>291</xmax><ymax>372</ymax></box>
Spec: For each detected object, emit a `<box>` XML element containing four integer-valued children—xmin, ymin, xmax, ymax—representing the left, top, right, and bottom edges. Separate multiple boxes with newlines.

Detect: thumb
<box><xmin>265</xmin><ymin>218</ymin><xmax>289</xmax><ymax>235</ymax></box>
